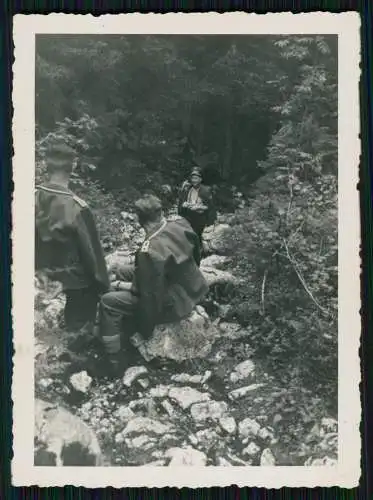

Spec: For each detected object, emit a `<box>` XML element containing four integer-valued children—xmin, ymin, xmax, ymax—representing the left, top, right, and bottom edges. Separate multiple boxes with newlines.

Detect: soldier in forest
<box><xmin>177</xmin><ymin>167</ymin><xmax>216</xmax><ymax>249</ymax></box>
<box><xmin>35</xmin><ymin>141</ymin><xmax>110</xmax><ymax>344</ymax></box>
<box><xmin>99</xmin><ymin>194</ymin><xmax>209</xmax><ymax>372</ymax></box>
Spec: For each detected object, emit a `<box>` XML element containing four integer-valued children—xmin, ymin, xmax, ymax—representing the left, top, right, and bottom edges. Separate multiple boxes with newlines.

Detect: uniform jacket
<box><xmin>131</xmin><ymin>217</ymin><xmax>209</xmax><ymax>339</ymax></box>
<box><xmin>177</xmin><ymin>182</ymin><xmax>216</xmax><ymax>226</ymax></box>
<box><xmin>35</xmin><ymin>183</ymin><xmax>109</xmax><ymax>292</ymax></box>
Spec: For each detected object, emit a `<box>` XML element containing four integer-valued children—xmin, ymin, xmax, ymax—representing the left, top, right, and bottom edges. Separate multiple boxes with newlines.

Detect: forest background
<box><xmin>35</xmin><ymin>34</ymin><xmax>338</xmax><ymax>458</ymax></box>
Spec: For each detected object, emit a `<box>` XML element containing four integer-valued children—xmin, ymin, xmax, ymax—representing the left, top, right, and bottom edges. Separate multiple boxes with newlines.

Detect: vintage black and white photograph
<box><xmin>12</xmin><ymin>13</ymin><xmax>361</xmax><ymax>488</ymax></box>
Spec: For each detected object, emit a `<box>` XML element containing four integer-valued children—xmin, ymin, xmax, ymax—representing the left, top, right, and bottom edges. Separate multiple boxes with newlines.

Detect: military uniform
<box><xmin>177</xmin><ymin>182</ymin><xmax>216</xmax><ymax>247</ymax></box>
<box><xmin>35</xmin><ymin>183</ymin><xmax>109</xmax><ymax>331</ymax></box>
<box><xmin>99</xmin><ymin>217</ymin><xmax>209</xmax><ymax>354</ymax></box>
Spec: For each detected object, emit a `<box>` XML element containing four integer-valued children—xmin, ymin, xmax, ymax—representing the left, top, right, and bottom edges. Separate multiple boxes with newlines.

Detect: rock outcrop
<box><xmin>34</xmin><ymin>398</ymin><xmax>103</xmax><ymax>466</ymax></box>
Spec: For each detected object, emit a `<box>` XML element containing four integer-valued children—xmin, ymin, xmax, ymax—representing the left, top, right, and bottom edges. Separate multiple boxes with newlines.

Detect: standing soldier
<box><xmin>35</xmin><ymin>141</ymin><xmax>109</xmax><ymax>343</ymax></box>
<box><xmin>177</xmin><ymin>167</ymin><xmax>216</xmax><ymax>250</ymax></box>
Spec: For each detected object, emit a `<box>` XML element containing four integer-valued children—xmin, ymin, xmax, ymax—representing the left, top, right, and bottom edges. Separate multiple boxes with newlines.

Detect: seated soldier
<box><xmin>99</xmin><ymin>194</ymin><xmax>209</xmax><ymax>371</ymax></box>
<box><xmin>35</xmin><ymin>140</ymin><xmax>110</xmax><ymax>341</ymax></box>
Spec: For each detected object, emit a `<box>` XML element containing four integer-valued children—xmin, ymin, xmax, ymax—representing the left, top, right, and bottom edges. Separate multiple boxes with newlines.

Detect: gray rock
<box><xmin>34</xmin><ymin>399</ymin><xmax>102</xmax><ymax>466</ymax></box>
<box><xmin>260</xmin><ymin>448</ymin><xmax>276</xmax><ymax>466</ymax></box>
<box><xmin>161</xmin><ymin>400</ymin><xmax>176</xmax><ymax>417</ymax></box>
<box><xmin>229</xmin><ymin>384</ymin><xmax>266</xmax><ymax>400</ymax></box>
<box><xmin>38</xmin><ymin>378</ymin><xmax>54</xmax><ymax>389</ymax></box>
<box><xmin>195</xmin><ymin>429</ymin><xmax>220</xmax><ymax>448</ymax></box>
<box><xmin>202</xmin><ymin>224</ymin><xmax>232</xmax><ymax>254</ymax></box>
<box><xmin>188</xmin><ymin>434</ymin><xmax>199</xmax><ymax>446</ymax></box>
<box><xmin>116</xmin><ymin>405</ymin><xmax>135</xmax><ymax>422</ymax></box>
<box><xmin>201</xmin><ymin>266</ymin><xmax>239</xmax><ymax>288</ymax></box>
<box><xmin>304</xmin><ymin>456</ymin><xmax>337</xmax><ymax>466</ymax></box>
<box><xmin>190</xmin><ymin>400</ymin><xmax>228</xmax><ymax>423</ymax></box>
<box><xmin>258</xmin><ymin>427</ymin><xmax>274</xmax><ymax>441</ymax></box>
<box><xmin>137</xmin><ymin>378</ymin><xmax>150</xmax><ymax>389</ymax></box>
<box><xmin>168</xmin><ymin>386</ymin><xmax>211</xmax><ymax>410</ymax></box>
<box><xmin>230</xmin><ymin>359</ymin><xmax>255</xmax><ymax>383</ymax></box>
<box><xmin>218</xmin><ymin>322</ymin><xmax>250</xmax><ymax>340</ymax></box>
<box><xmin>217</xmin><ymin>457</ymin><xmax>233</xmax><ymax>466</ymax></box>
<box><xmin>149</xmin><ymin>385</ymin><xmax>171</xmax><ymax>398</ymax></box>
<box><xmin>146</xmin><ymin>308</ymin><xmax>218</xmax><ymax>362</ymax></box>
<box><xmin>171</xmin><ymin>371</ymin><xmax>212</xmax><ymax>385</ymax></box>
<box><xmin>122</xmin><ymin>417</ymin><xmax>173</xmax><ymax>436</ymax></box>
<box><xmin>238</xmin><ymin>418</ymin><xmax>261</xmax><ymax>438</ymax></box>
<box><xmin>128</xmin><ymin>434</ymin><xmax>156</xmax><ymax>448</ymax></box>
<box><xmin>320</xmin><ymin>417</ymin><xmax>338</xmax><ymax>434</ymax></box>
<box><xmin>145</xmin><ymin>459</ymin><xmax>167</xmax><ymax>466</ymax></box>
<box><xmin>219</xmin><ymin>416</ymin><xmax>237</xmax><ymax>434</ymax></box>
<box><xmin>200</xmin><ymin>254</ymin><xmax>230</xmax><ymax>269</ymax></box>
<box><xmin>69</xmin><ymin>371</ymin><xmax>92</xmax><ymax>393</ymax></box>
<box><xmin>242</xmin><ymin>442</ymin><xmax>261</xmax><ymax>457</ymax></box>
<box><xmin>122</xmin><ymin>366</ymin><xmax>148</xmax><ymax>387</ymax></box>
<box><xmin>166</xmin><ymin>446</ymin><xmax>207</xmax><ymax>466</ymax></box>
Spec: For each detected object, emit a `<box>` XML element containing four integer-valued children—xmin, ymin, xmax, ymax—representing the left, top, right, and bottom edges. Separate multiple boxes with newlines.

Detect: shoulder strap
<box><xmin>35</xmin><ymin>185</ymin><xmax>72</xmax><ymax>197</ymax></box>
<box><xmin>73</xmin><ymin>194</ymin><xmax>88</xmax><ymax>208</ymax></box>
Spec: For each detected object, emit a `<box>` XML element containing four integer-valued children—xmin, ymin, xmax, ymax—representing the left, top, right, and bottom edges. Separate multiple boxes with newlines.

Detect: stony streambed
<box><xmin>34</xmin><ymin>213</ymin><xmax>338</xmax><ymax>467</ymax></box>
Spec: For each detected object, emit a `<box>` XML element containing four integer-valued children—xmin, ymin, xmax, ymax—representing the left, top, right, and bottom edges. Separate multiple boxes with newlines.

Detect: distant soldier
<box><xmin>35</xmin><ymin>141</ymin><xmax>109</xmax><ymax>339</ymax></box>
<box><xmin>177</xmin><ymin>167</ymin><xmax>216</xmax><ymax>248</ymax></box>
<box><xmin>99</xmin><ymin>194</ymin><xmax>209</xmax><ymax>371</ymax></box>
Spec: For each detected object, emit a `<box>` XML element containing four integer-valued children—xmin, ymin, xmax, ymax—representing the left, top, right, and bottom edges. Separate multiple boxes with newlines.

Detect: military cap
<box><xmin>190</xmin><ymin>167</ymin><xmax>202</xmax><ymax>178</ymax></box>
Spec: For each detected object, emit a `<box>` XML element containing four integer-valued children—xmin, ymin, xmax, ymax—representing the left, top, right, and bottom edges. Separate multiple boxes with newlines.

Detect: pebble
<box><xmin>69</xmin><ymin>371</ymin><xmax>92</xmax><ymax>393</ymax></box>
<box><xmin>122</xmin><ymin>366</ymin><xmax>148</xmax><ymax>387</ymax></box>
<box><xmin>258</xmin><ymin>427</ymin><xmax>274</xmax><ymax>441</ymax></box>
<box><xmin>190</xmin><ymin>400</ymin><xmax>228</xmax><ymax>423</ymax></box>
<box><xmin>116</xmin><ymin>405</ymin><xmax>135</xmax><ymax>422</ymax></box>
<box><xmin>114</xmin><ymin>432</ymin><xmax>125</xmax><ymax>444</ymax></box>
<box><xmin>195</xmin><ymin>429</ymin><xmax>219</xmax><ymax>448</ymax></box>
<box><xmin>129</xmin><ymin>435</ymin><xmax>155</xmax><ymax>448</ymax></box>
<box><xmin>145</xmin><ymin>459</ymin><xmax>166</xmax><ymax>466</ymax></box>
<box><xmin>230</xmin><ymin>360</ymin><xmax>255</xmax><ymax>383</ymax></box>
<box><xmin>166</xmin><ymin>446</ymin><xmax>207</xmax><ymax>466</ymax></box>
<box><xmin>170</xmin><ymin>370</ymin><xmax>212</xmax><ymax>385</ymax></box>
<box><xmin>219</xmin><ymin>416</ymin><xmax>237</xmax><ymax>434</ymax></box>
<box><xmin>238</xmin><ymin>418</ymin><xmax>261</xmax><ymax>438</ymax></box>
<box><xmin>122</xmin><ymin>417</ymin><xmax>173</xmax><ymax>436</ymax></box>
<box><xmin>168</xmin><ymin>386</ymin><xmax>211</xmax><ymax>410</ymax></box>
<box><xmin>320</xmin><ymin>417</ymin><xmax>338</xmax><ymax>433</ymax></box>
<box><xmin>242</xmin><ymin>442</ymin><xmax>261</xmax><ymax>457</ymax></box>
<box><xmin>260</xmin><ymin>448</ymin><xmax>276</xmax><ymax>466</ymax></box>
<box><xmin>38</xmin><ymin>378</ymin><xmax>54</xmax><ymax>389</ymax></box>
<box><xmin>188</xmin><ymin>434</ymin><xmax>199</xmax><ymax>446</ymax></box>
<box><xmin>137</xmin><ymin>378</ymin><xmax>150</xmax><ymax>389</ymax></box>
<box><xmin>229</xmin><ymin>384</ymin><xmax>266</xmax><ymax>400</ymax></box>
<box><xmin>149</xmin><ymin>385</ymin><xmax>171</xmax><ymax>398</ymax></box>
<box><xmin>217</xmin><ymin>457</ymin><xmax>233</xmax><ymax>466</ymax></box>
<box><xmin>161</xmin><ymin>400</ymin><xmax>175</xmax><ymax>417</ymax></box>
<box><xmin>305</xmin><ymin>456</ymin><xmax>337</xmax><ymax>466</ymax></box>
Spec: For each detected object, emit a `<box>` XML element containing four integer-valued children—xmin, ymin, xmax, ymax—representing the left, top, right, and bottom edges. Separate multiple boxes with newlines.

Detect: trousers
<box><xmin>64</xmin><ymin>286</ymin><xmax>99</xmax><ymax>332</ymax></box>
<box><xmin>99</xmin><ymin>264</ymin><xmax>138</xmax><ymax>353</ymax></box>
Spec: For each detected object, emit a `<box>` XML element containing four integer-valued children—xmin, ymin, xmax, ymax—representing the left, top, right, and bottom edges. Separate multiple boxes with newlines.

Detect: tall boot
<box><xmin>102</xmin><ymin>334</ymin><xmax>123</xmax><ymax>377</ymax></box>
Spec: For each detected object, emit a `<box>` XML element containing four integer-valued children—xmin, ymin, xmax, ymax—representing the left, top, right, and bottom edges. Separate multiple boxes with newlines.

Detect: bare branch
<box><xmin>282</xmin><ymin>238</ymin><xmax>331</xmax><ymax>317</ymax></box>
<box><xmin>261</xmin><ymin>269</ymin><xmax>268</xmax><ymax>314</ymax></box>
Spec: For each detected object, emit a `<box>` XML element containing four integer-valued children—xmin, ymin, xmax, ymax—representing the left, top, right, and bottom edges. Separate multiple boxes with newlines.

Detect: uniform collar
<box><xmin>145</xmin><ymin>218</ymin><xmax>167</xmax><ymax>240</ymax></box>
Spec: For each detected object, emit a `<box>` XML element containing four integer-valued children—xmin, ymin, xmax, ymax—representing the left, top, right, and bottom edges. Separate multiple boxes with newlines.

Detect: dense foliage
<box><xmin>35</xmin><ymin>35</ymin><xmax>338</xmax><ymax>418</ymax></box>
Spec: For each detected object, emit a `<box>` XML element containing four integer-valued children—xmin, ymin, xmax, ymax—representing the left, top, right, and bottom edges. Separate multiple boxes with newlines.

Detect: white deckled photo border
<box><xmin>11</xmin><ymin>12</ymin><xmax>361</xmax><ymax>488</ymax></box>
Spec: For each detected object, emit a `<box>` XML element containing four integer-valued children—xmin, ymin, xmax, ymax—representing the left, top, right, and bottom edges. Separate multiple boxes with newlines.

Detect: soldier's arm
<box><xmin>74</xmin><ymin>207</ymin><xmax>110</xmax><ymax>292</ymax></box>
<box><xmin>134</xmin><ymin>250</ymin><xmax>166</xmax><ymax>339</ymax></box>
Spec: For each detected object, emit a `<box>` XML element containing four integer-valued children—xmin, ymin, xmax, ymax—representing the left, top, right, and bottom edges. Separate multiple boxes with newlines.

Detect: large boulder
<box><xmin>202</xmin><ymin>223</ymin><xmax>232</xmax><ymax>255</ymax></box>
<box><xmin>34</xmin><ymin>399</ymin><xmax>103</xmax><ymax>466</ymax></box>
<box><xmin>145</xmin><ymin>307</ymin><xmax>219</xmax><ymax>361</ymax></box>
<box><xmin>200</xmin><ymin>266</ymin><xmax>239</xmax><ymax>288</ymax></box>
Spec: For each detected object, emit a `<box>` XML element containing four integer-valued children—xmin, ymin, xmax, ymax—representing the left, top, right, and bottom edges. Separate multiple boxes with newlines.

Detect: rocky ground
<box><xmin>34</xmin><ymin>211</ymin><xmax>338</xmax><ymax>467</ymax></box>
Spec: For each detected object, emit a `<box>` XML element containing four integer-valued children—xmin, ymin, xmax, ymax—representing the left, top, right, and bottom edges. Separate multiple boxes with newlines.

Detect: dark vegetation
<box><xmin>35</xmin><ymin>35</ymin><xmax>338</xmax><ymax>420</ymax></box>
